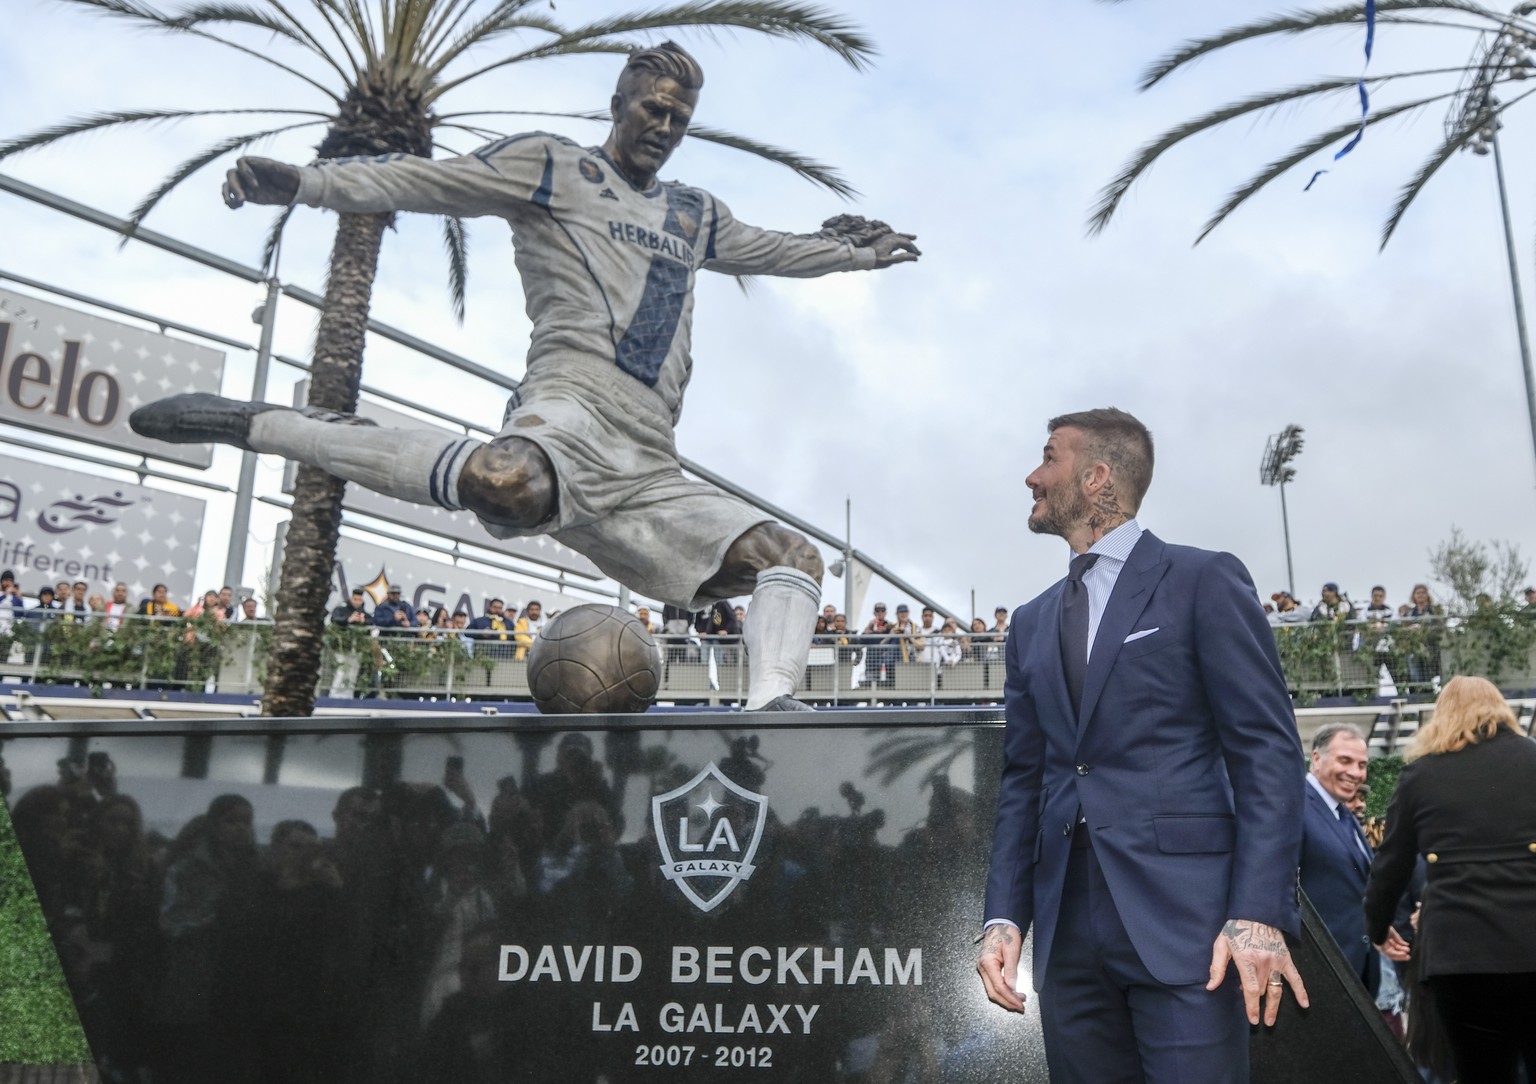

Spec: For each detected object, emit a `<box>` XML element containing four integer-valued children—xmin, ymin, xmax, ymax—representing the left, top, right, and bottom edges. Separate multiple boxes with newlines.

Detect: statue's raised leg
<box><xmin>133</xmin><ymin>392</ymin><xmax>483</xmax><ymax>514</ymax></box>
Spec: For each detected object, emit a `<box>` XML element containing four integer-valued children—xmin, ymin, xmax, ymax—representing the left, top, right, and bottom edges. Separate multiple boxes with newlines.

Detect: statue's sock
<box><xmin>248</xmin><ymin>410</ymin><xmax>480</xmax><ymax>510</ymax></box>
<box><xmin>743</xmin><ymin>566</ymin><xmax>820</xmax><ymax>709</ymax></box>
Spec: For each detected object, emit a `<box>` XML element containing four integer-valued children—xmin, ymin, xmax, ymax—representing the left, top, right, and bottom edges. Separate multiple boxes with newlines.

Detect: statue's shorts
<box><xmin>477</xmin><ymin>356</ymin><xmax>768</xmax><ymax>609</ymax></box>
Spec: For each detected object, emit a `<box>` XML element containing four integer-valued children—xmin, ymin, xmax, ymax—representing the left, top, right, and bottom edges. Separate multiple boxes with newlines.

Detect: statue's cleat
<box><xmin>130</xmin><ymin>392</ymin><xmax>282</xmax><ymax>453</ymax></box>
<box><xmin>130</xmin><ymin>392</ymin><xmax>376</xmax><ymax>453</ymax></box>
<box><xmin>755</xmin><ymin>694</ymin><xmax>815</xmax><ymax>712</ymax></box>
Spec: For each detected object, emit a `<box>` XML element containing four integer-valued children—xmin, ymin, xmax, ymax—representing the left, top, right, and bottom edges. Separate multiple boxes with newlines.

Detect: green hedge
<box><xmin>0</xmin><ymin>801</ymin><xmax>90</xmax><ymax>1064</ymax></box>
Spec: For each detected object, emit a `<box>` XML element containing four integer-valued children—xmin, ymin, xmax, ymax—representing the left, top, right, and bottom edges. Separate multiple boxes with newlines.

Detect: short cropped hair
<box><xmin>1048</xmin><ymin>407</ymin><xmax>1155</xmax><ymax>511</ymax></box>
<box><xmin>1311</xmin><ymin>722</ymin><xmax>1366</xmax><ymax>756</ymax></box>
<box><xmin>619</xmin><ymin>41</ymin><xmax>704</xmax><ymax>94</ymax></box>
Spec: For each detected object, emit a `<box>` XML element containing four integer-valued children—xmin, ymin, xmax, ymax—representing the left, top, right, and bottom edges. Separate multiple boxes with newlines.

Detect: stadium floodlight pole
<box><xmin>1490</xmin><ymin>129</ymin><xmax>1536</xmax><ymax>489</ymax></box>
<box><xmin>844</xmin><ymin>497</ymin><xmax>853</xmax><ymax>626</ymax></box>
<box><xmin>1448</xmin><ymin>26</ymin><xmax>1536</xmax><ymax>490</ymax></box>
<box><xmin>223</xmin><ymin>277</ymin><xmax>280</xmax><ymax>588</ymax></box>
<box><xmin>1259</xmin><ymin>425</ymin><xmax>1305</xmax><ymax>598</ymax></box>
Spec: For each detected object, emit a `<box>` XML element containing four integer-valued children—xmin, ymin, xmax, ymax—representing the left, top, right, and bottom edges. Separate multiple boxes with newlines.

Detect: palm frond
<box><xmin>1140</xmin><ymin>0</ymin><xmax>1497</xmax><ymax>90</ymax></box>
<box><xmin>257</xmin><ymin>0</ymin><xmax>357</xmax><ymax>78</ymax></box>
<box><xmin>0</xmin><ymin>107</ymin><xmax>327</xmax><ymax>161</ymax></box>
<box><xmin>1090</xmin><ymin>77</ymin><xmax>1365</xmax><ymax>234</ymax></box>
<box><xmin>123</xmin><ymin>121</ymin><xmax>322</xmax><ymax>236</ymax></box>
<box><xmin>261</xmin><ymin>205</ymin><xmax>296</xmax><ymax>276</ymax></box>
<box><xmin>1380</xmin><ymin>87</ymin><xmax>1536</xmax><ymax>246</ymax></box>
<box><xmin>302</xmin><ymin>0</ymin><xmax>368</xmax><ymax>73</ymax></box>
<box><xmin>1193</xmin><ymin>90</ymin><xmax>1459</xmax><ymax>243</ymax></box>
<box><xmin>556</xmin><ymin>1</ymin><xmax>875</xmax><ymax>69</ymax></box>
<box><xmin>433</xmin><ymin>0</ymin><xmax>875</xmax><ymax>96</ymax></box>
<box><xmin>52</xmin><ymin>0</ymin><xmax>340</xmax><ymax>99</ymax></box>
<box><xmin>863</xmin><ymin>731</ymin><xmax>969</xmax><ymax>787</ymax></box>
<box><xmin>434</xmin><ymin>107</ymin><xmax>856</xmax><ymax>195</ymax></box>
<box><xmin>1088</xmin><ymin>67</ymin><xmax>1469</xmax><ymax>233</ymax></box>
<box><xmin>420</xmin><ymin>0</ymin><xmax>516</xmax><ymax>57</ymax></box>
<box><xmin>429</xmin><ymin>9</ymin><xmax>565</xmax><ymax>75</ymax></box>
<box><xmin>686</xmin><ymin>123</ymin><xmax>856</xmax><ymax>197</ymax></box>
<box><xmin>442</xmin><ymin>215</ymin><xmax>469</xmax><ymax>322</ymax></box>
<box><xmin>167</xmin><ymin>1</ymin><xmax>316</xmax><ymax>51</ymax></box>
<box><xmin>429</xmin><ymin>38</ymin><xmax>638</xmax><ymax>98</ymax></box>
<box><xmin>435</xmin><ymin>125</ymin><xmax>504</xmax><ymax>146</ymax></box>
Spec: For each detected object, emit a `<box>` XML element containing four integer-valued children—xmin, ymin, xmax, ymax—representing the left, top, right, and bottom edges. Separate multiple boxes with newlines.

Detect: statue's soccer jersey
<box><xmin>293</xmin><ymin>133</ymin><xmax>873</xmax><ymax>424</ymax></box>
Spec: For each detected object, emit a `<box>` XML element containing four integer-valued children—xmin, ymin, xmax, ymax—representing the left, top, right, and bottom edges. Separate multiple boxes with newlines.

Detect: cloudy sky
<box><xmin>3</xmin><ymin>0</ymin><xmax>1536</xmax><ymax>619</ymax></box>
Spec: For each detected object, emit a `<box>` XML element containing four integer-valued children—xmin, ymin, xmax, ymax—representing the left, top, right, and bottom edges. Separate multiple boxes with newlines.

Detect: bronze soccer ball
<box><xmin>526</xmin><ymin>604</ymin><xmax>662</xmax><ymax>713</ymax></box>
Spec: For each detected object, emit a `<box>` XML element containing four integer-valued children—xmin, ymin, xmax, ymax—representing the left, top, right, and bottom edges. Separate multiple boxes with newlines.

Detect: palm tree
<box><xmin>1089</xmin><ymin>0</ymin><xmax>1536</xmax><ymax>246</ymax></box>
<box><xmin>1</xmin><ymin>0</ymin><xmax>875</xmax><ymax>717</ymax></box>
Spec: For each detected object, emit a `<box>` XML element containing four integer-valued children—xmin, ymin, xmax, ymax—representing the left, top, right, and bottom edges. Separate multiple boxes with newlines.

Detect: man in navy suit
<box><xmin>1299</xmin><ymin>723</ymin><xmax>1379</xmax><ymax>996</ymax></box>
<box><xmin>975</xmin><ymin>408</ymin><xmax>1308</xmax><ymax>1083</ymax></box>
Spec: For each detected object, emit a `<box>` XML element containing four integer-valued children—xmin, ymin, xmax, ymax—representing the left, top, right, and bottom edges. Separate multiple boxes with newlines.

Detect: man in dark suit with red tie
<box><xmin>975</xmin><ymin>408</ymin><xmax>1308</xmax><ymax>1084</ymax></box>
<box><xmin>1299</xmin><ymin>723</ymin><xmax>1379</xmax><ymax>996</ymax></box>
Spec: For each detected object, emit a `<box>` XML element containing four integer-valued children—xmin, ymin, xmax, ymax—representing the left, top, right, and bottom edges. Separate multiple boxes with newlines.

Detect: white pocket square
<box><xmin>1124</xmin><ymin>627</ymin><xmax>1160</xmax><ymax>644</ymax></box>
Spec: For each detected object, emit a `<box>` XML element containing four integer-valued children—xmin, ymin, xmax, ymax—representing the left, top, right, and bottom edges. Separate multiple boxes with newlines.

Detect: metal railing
<box><xmin>5</xmin><ymin>611</ymin><xmax>1535</xmax><ymax>707</ymax></box>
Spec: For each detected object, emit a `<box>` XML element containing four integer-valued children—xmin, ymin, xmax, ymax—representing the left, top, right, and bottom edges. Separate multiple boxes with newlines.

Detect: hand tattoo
<box><xmin>1222</xmin><ymin>919</ymin><xmax>1291</xmax><ymax>988</ymax></box>
<box><xmin>1222</xmin><ymin>919</ymin><xmax>1287</xmax><ymax>955</ymax></box>
<box><xmin>978</xmin><ymin>924</ymin><xmax>1015</xmax><ymax>962</ymax></box>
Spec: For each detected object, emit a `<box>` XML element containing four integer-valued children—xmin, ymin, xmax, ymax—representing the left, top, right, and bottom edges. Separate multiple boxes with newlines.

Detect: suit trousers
<box><xmin>1040</xmin><ymin>841</ymin><xmax>1249</xmax><ymax>1084</ymax></box>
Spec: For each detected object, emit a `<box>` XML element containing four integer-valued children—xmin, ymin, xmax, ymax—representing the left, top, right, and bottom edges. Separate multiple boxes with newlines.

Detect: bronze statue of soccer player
<box><xmin>132</xmin><ymin>42</ymin><xmax>919</xmax><ymax>710</ymax></box>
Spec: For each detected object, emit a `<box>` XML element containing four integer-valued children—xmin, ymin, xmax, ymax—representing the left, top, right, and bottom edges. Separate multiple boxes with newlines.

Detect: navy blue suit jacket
<box><xmin>1299</xmin><ymin>782</ymin><xmax>1379</xmax><ymax>995</ymax></box>
<box><xmin>983</xmin><ymin>531</ymin><xmax>1304</xmax><ymax>988</ymax></box>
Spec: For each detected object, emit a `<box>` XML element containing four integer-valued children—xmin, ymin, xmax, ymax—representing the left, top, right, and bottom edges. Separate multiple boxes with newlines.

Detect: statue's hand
<box><xmin>869</xmin><ymin>229</ymin><xmax>920</xmax><ymax>268</ymax></box>
<box><xmin>222</xmin><ymin>156</ymin><xmax>301</xmax><ymax>209</ymax></box>
<box><xmin>818</xmin><ymin>214</ymin><xmax>919</xmax><ymax>268</ymax></box>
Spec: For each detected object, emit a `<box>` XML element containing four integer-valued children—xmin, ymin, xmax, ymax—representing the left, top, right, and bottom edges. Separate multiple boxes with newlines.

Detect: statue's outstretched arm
<box><xmin>221</xmin><ymin>137</ymin><xmax>552</xmax><ymax>219</ymax></box>
<box><xmin>703</xmin><ymin>199</ymin><xmax>920</xmax><ymax>278</ymax></box>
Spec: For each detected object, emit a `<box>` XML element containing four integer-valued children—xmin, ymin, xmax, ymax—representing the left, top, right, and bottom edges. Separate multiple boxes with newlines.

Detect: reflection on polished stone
<box><xmin>2</xmin><ymin>718</ymin><xmax>1050</xmax><ymax>1082</ymax></box>
<box><xmin>0</xmin><ymin>712</ymin><xmax>1413</xmax><ymax>1082</ymax></box>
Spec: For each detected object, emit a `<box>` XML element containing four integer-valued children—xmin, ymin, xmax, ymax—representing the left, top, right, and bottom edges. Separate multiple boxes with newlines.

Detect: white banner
<box><xmin>273</xmin><ymin>523</ymin><xmax>587</xmax><ymax>621</ymax></box>
<box><xmin>0</xmin><ymin>288</ymin><xmax>226</xmax><ymax>468</ymax></box>
<box><xmin>0</xmin><ymin>453</ymin><xmax>206</xmax><ymax>604</ymax></box>
<box><xmin>849</xmin><ymin>557</ymin><xmax>875</xmax><ymax>626</ymax></box>
<box><xmin>282</xmin><ymin>383</ymin><xmax>601</xmax><ymax>579</ymax></box>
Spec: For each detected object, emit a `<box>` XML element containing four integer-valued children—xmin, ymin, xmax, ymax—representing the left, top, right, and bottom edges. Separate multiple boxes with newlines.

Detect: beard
<box><xmin>1028</xmin><ymin>483</ymin><xmax>1089</xmax><ymax>539</ymax></box>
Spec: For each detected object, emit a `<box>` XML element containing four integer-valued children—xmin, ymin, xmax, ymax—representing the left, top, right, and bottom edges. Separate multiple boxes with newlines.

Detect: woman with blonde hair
<box><xmin>1363</xmin><ymin>675</ymin><xmax>1536</xmax><ymax>1082</ymax></box>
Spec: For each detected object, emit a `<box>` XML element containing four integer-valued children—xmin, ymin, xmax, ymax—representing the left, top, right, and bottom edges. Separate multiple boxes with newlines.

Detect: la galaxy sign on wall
<box><xmin>653</xmin><ymin>763</ymin><xmax>769</xmax><ymax>913</ymax></box>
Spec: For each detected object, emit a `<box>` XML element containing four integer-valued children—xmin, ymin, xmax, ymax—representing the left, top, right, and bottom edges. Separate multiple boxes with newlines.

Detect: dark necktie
<box><xmin>1337</xmin><ymin>803</ymin><xmax>1371</xmax><ymax>867</ymax></box>
<box><xmin>1060</xmin><ymin>552</ymin><xmax>1100</xmax><ymax>719</ymax></box>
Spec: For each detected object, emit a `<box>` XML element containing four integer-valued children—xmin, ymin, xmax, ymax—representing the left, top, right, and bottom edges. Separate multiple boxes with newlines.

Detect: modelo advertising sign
<box><xmin>0</xmin><ymin>287</ymin><xmax>225</xmax><ymax>469</ymax></box>
<box><xmin>0</xmin><ymin>452</ymin><xmax>205</xmax><ymax>601</ymax></box>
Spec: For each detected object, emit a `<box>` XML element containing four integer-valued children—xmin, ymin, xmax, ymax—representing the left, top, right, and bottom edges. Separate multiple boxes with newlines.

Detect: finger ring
<box><xmin>1267</xmin><ymin>978</ymin><xmax>1284</xmax><ymax>987</ymax></box>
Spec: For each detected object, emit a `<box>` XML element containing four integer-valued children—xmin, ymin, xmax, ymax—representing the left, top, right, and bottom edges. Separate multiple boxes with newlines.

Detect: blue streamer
<box><xmin>1307</xmin><ymin>0</ymin><xmax>1375</xmax><ymax>187</ymax></box>
<box><xmin>1333</xmin><ymin>78</ymin><xmax>1371</xmax><ymax>161</ymax></box>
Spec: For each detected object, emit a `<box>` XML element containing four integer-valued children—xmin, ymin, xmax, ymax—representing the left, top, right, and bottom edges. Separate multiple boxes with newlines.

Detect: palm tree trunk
<box><xmin>260</xmin><ymin>211</ymin><xmax>388</xmax><ymax>718</ymax></box>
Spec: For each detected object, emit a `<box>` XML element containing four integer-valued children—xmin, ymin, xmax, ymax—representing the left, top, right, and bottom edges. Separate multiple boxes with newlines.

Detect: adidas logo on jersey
<box><xmin>599</xmin><ymin>188</ymin><xmax>619</xmax><ymax>201</ymax></box>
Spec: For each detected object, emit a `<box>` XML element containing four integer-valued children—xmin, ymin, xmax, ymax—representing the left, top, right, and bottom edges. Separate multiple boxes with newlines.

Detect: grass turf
<box><xmin>0</xmin><ymin>799</ymin><xmax>91</xmax><ymax>1064</ymax></box>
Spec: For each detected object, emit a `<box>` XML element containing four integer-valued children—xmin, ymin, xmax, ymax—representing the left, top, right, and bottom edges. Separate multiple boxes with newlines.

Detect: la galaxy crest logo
<box><xmin>652</xmin><ymin>763</ymin><xmax>768</xmax><ymax>913</ymax></box>
<box><xmin>579</xmin><ymin>158</ymin><xmax>605</xmax><ymax>184</ymax></box>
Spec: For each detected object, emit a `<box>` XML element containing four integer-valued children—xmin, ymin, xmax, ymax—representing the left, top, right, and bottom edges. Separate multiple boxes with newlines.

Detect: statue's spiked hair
<box><xmin>620</xmin><ymin>41</ymin><xmax>705</xmax><ymax>92</ymax></box>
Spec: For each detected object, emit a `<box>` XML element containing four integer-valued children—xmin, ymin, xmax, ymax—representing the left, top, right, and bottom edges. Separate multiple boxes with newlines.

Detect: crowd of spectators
<box><xmin>13</xmin><ymin>567</ymin><xmax>1532</xmax><ymax>694</ymax></box>
<box><xmin>0</xmin><ymin>572</ymin><xmax>264</xmax><ymax>630</ymax></box>
<box><xmin>1264</xmin><ymin>581</ymin><xmax>1463</xmax><ymax>628</ymax></box>
<box><xmin>329</xmin><ymin>591</ymin><xmax>549</xmax><ymax>661</ymax></box>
